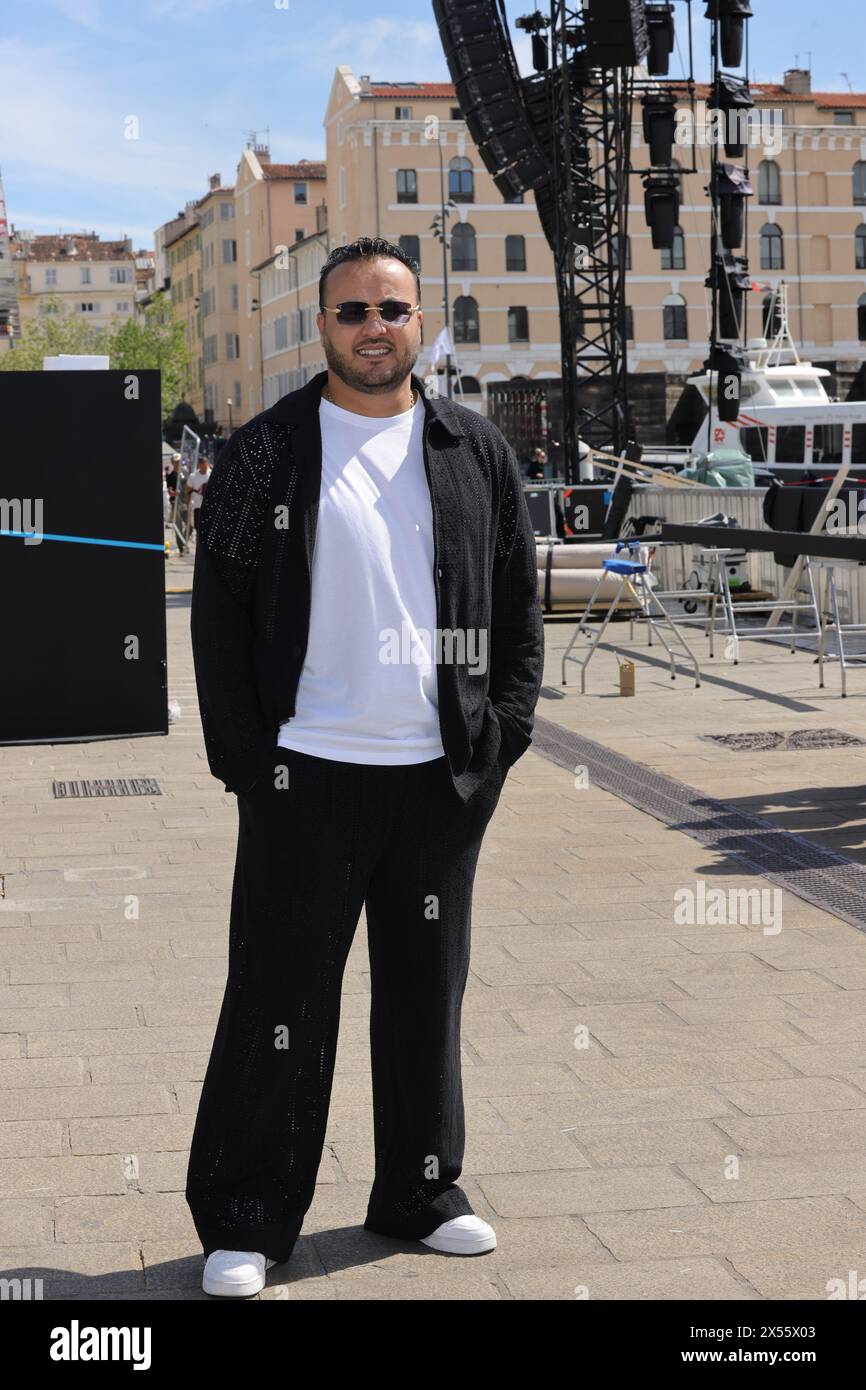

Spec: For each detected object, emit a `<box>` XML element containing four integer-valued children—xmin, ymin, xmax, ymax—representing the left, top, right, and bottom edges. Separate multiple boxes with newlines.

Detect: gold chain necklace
<box><xmin>322</xmin><ymin>381</ymin><xmax>416</xmax><ymax>409</ymax></box>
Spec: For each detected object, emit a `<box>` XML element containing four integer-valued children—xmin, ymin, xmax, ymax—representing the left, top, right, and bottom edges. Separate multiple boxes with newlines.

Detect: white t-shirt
<box><xmin>187</xmin><ymin>467</ymin><xmax>210</xmax><ymax>510</ymax></box>
<box><xmin>276</xmin><ymin>394</ymin><xmax>445</xmax><ymax>764</ymax></box>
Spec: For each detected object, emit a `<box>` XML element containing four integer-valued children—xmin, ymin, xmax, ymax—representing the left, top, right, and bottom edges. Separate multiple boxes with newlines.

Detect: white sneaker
<box><xmin>419</xmin><ymin>1215</ymin><xmax>496</xmax><ymax>1254</ymax></box>
<box><xmin>202</xmin><ymin>1249</ymin><xmax>278</xmax><ymax>1297</ymax></box>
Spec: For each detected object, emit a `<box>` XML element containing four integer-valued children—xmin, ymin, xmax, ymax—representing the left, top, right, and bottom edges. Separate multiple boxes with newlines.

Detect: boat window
<box><xmin>771</xmin><ymin>378</ymin><xmax>798</xmax><ymax>396</ymax></box>
<box><xmin>792</xmin><ymin>378</ymin><xmax>825</xmax><ymax>397</ymax></box>
<box><xmin>740</xmin><ymin>426</ymin><xmax>769</xmax><ymax>462</ymax></box>
<box><xmin>813</xmin><ymin>424</ymin><xmax>844</xmax><ymax>464</ymax></box>
<box><xmin>775</xmin><ymin>426</ymin><xmax>806</xmax><ymax>463</ymax></box>
<box><xmin>739</xmin><ymin>379</ymin><xmax>760</xmax><ymax>401</ymax></box>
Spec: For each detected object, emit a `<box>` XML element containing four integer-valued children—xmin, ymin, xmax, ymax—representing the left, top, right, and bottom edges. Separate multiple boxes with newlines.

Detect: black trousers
<box><xmin>185</xmin><ymin>742</ymin><xmax>509</xmax><ymax>1263</ymax></box>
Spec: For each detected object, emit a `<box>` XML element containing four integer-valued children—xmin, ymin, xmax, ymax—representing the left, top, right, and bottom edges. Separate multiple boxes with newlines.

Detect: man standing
<box><xmin>186</xmin><ymin>236</ymin><xmax>544</xmax><ymax>1297</ymax></box>
<box><xmin>184</xmin><ymin>455</ymin><xmax>211</xmax><ymax>545</ymax></box>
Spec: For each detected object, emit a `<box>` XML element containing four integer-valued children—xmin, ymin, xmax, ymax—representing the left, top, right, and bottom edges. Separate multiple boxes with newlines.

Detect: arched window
<box><xmin>856</xmin><ymin>224</ymin><xmax>866</xmax><ymax>270</ymax></box>
<box><xmin>449</xmin><ymin>156</ymin><xmax>474</xmax><ymax>203</ymax></box>
<box><xmin>451</xmin><ymin>223</ymin><xmax>477</xmax><ymax>272</ymax></box>
<box><xmin>661</xmin><ymin>226</ymin><xmax>686</xmax><ymax>270</ymax></box>
<box><xmin>663</xmin><ymin>293</ymin><xmax>688</xmax><ymax>340</ymax></box>
<box><xmin>453</xmin><ymin>295</ymin><xmax>479</xmax><ymax>343</ymax></box>
<box><xmin>854</xmin><ymin>162</ymin><xmax>866</xmax><ymax>205</ymax></box>
<box><xmin>858</xmin><ymin>294</ymin><xmax>866</xmax><ymax>342</ymax></box>
<box><xmin>760</xmin><ymin>223</ymin><xmax>784</xmax><ymax>270</ymax></box>
<box><xmin>758</xmin><ymin>159</ymin><xmax>781</xmax><ymax>206</ymax></box>
<box><xmin>505</xmin><ymin>234</ymin><xmax>526</xmax><ymax>271</ymax></box>
<box><xmin>458</xmin><ymin>375</ymin><xmax>481</xmax><ymax>394</ymax></box>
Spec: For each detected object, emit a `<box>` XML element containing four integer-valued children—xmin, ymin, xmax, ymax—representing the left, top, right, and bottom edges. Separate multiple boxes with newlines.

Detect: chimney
<box><xmin>359</xmin><ymin>74</ymin><xmax>371</xmax><ymax>94</ymax></box>
<box><xmin>783</xmin><ymin>68</ymin><xmax>811</xmax><ymax>95</ymax></box>
<box><xmin>208</xmin><ymin>172</ymin><xmax>221</xmax><ymax>191</ymax></box>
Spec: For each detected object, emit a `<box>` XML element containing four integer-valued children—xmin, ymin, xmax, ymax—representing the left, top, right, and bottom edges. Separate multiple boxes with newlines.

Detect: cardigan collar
<box><xmin>265</xmin><ymin>368</ymin><xmax>466</xmax><ymax>439</ymax></box>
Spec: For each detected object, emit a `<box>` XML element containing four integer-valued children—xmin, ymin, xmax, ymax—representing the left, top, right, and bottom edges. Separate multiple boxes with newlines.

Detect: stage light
<box><xmin>712</xmin><ymin>162</ymin><xmax>752</xmax><ymax>248</ymax></box>
<box><xmin>642</xmin><ymin>90</ymin><xmax>677</xmax><ymax>165</ymax></box>
<box><xmin>706</xmin><ymin>253</ymin><xmax>753</xmax><ymax>339</ymax></box>
<box><xmin>531</xmin><ymin>33</ymin><xmax>548</xmax><ymax>71</ymax></box>
<box><xmin>712</xmin><ymin>73</ymin><xmax>754</xmax><ymax>158</ymax></box>
<box><xmin>644</xmin><ymin>3</ymin><xmax>675</xmax><ymax>76</ymax></box>
<box><xmin>643</xmin><ymin>170</ymin><xmax>681</xmax><ymax>249</ymax></box>
<box><xmin>705</xmin><ymin>0</ymin><xmax>754</xmax><ymax>70</ymax></box>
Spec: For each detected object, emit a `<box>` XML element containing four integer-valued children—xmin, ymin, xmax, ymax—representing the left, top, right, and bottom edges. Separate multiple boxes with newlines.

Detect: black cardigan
<box><xmin>190</xmin><ymin>369</ymin><xmax>545</xmax><ymax>802</ymax></box>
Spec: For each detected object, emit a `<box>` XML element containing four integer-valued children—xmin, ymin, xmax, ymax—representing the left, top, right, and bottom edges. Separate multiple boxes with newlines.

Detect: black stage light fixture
<box><xmin>712</xmin><ymin>73</ymin><xmax>754</xmax><ymax>158</ymax></box>
<box><xmin>532</xmin><ymin>32</ymin><xmax>548</xmax><ymax>71</ymax></box>
<box><xmin>712</xmin><ymin>162</ymin><xmax>752</xmax><ymax>248</ymax></box>
<box><xmin>706</xmin><ymin>252</ymin><xmax>753</xmax><ymax>339</ymax></box>
<box><xmin>705</xmin><ymin>344</ymin><xmax>746</xmax><ymax>422</ymax></box>
<box><xmin>705</xmin><ymin>0</ymin><xmax>753</xmax><ymax>70</ymax></box>
<box><xmin>584</xmin><ymin>0</ymin><xmax>650</xmax><ymax>68</ymax></box>
<box><xmin>642</xmin><ymin>90</ymin><xmax>677</xmax><ymax>165</ymax></box>
<box><xmin>433</xmin><ymin>0</ymin><xmax>549</xmax><ymax>202</ymax></box>
<box><xmin>643</xmin><ymin>169</ymin><xmax>680</xmax><ymax>249</ymax></box>
<box><xmin>644</xmin><ymin>3</ymin><xmax>675</xmax><ymax>75</ymax></box>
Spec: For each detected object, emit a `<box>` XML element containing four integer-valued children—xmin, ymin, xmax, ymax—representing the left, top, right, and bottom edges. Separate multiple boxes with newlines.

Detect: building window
<box><xmin>245</xmin><ymin>230</ymin><xmax>251</xmax><ymax>265</ymax></box>
<box><xmin>225</xmin><ymin>332</ymin><xmax>240</xmax><ymax>360</ymax></box>
<box><xmin>758</xmin><ymin>159</ymin><xmax>782</xmax><ymax>205</ymax></box>
<box><xmin>78</xmin><ymin>302</ymin><xmax>95</xmax><ymax>313</ymax></box>
<box><xmin>222</xmin><ymin>239</ymin><xmax>237</xmax><ymax>263</ymax></box>
<box><xmin>453</xmin><ymin>295</ymin><xmax>479</xmax><ymax>343</ymax></box>
<box><xmin>505</xmin><ymin>234</ymin><xmax>526</xmax><ymax>271</ymax></box>
<box><xmin>274</xmin><ymin>315</ymin><xmax>288</xmax><ymax>350</ymax></box>
<box><xmin>293</xmin><ymin>182</ymin><xmax>308</xmax><ymax>205</ymax></box>
<box><xmin>45</xmin><ymin>268</ymin><xmax>57</xmax><ymax>286</ymax></box>
<box><xmin>760</xmin><ymin>223</ymin><xmax>784</xmax><ymax>270</ymax></box>
<box><xmin>395</xmin><ymin>106</ymin><xmax>412</xmax><ymax>119</ymax></box>
<box><xmin>854</xmin><ymin>162</ymin><xmax>866</xmax><ymax>205</ymax></box>
<box><xmin>220</xmin><ymin>201</ymin><xmax>234</xmax><ymax>219</ymax></box>
<box><xmin>234</xmin><ymin>381</ymin><xmax>242</xmax><ymax>410</ymax></box>
<box><xmin>115</xmin><ymin>301</ymin><xmax>130</xmax><ymax>312</ymax></box>
<box><xmin>339</xmin><ymin>168</ymin><xmax>346</xmax><ymax>208</ymax></box>
<box><xmin>663</xmin><ymin>293</ymin><xmax>688</xmax><ymax>339</ymax></box>
<box><xmin>835</xmin><ymin>111</ymin><xmax>855</xmax><ymax>125</ymax></box>
<box><xmin>858</xmin><ymin>294</ymin><xmax>866</xmax><ymax>342</ymax></box>
<box><xmin>80</xmin><ymin>267</ymin><xmax>91</xmax><ymax>284</ymax></box>
<box><xmin>399</xmin><ymin>234</ymin><xmax>420</xmax><ymax>265</ymax></box>
<box><xmin>661</xmin><ymin>226</ymin><xmax>686</xmax><ymax>270</ymax></box>
<box><xmin>396</xmin><ymin>169</ymin><xmax>417</xmax><ymax>203</ymax></box>
<box><xmin>857</xmin><ymin>225</ymin><xmax>866</xmax><ymax>270</ymax></box>
<box><xmin>624</xmin><ymin>305</ymin><xmax>634</xmax><ymax>340</ymax></box>
<box><xmin>110</xmin><ymin>267</ymin><xmax>130</xmax><ymax>283</ymax></box>
<box><xmin>450</xmin><ymin>107</ymin><xmax>462</xmax><ymax>120</ymax></box>
<box><xmin>508</xmin><ymin>306</ymin><xmax>529</xmax><ymax>342</ymax></box>
<box><xmin>294</xmin><ymin>228</ymin><xmax>304</xmax><ymax>242</ymax></box>
<box><xmin>451</xmin><ymin>222</ymin><xmax>477</xmax><ymax>272</ymax></box>
<box><xmin>449</xmin><ymin>156</ymin><xmax>474</xmax><ymax>203</ymax></box>
<box><xmin>231</xmin><ymin>282</ymin><xmax>239</xmax><ymax>310</ymax></box>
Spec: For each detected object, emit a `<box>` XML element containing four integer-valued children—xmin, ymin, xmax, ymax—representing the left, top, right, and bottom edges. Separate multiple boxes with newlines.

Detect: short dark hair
<box><xmin>318</xmin><ymin>235</ymin><xmax>421</xmax><ymax>312</ymax></box>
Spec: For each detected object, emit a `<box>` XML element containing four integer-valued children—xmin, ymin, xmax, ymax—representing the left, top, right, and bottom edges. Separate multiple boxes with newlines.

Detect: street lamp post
<box><xmin>430</xmin><ymin>134</ymin><xmax>457</xmax><ymax>401</ymax></box>
<box><xmin>227</xmin><ymin>398</ymin><xmax>233</xmax><ymax>434</ymax></box>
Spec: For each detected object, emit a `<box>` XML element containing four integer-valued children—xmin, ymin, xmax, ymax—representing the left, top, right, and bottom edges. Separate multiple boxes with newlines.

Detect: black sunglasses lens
<box><xmin>336</xmin><ymin>302</ymin><xmax>367</xmax><ymax>324</ymax></box>
<box><xmin>380</xmin><ymin>301</ymin><xmax>412</xmax><ymax>322</ymax></box>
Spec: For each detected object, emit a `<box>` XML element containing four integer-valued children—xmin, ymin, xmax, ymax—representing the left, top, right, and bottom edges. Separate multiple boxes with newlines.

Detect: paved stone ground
<box><xmin>3</xmin><ymin>548</ymin><xmax>866</xmax><ymax>1300</ymax></box>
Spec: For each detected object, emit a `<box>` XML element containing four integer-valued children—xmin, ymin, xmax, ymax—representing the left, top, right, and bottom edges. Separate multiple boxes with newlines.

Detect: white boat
<box><xmin>643</xmin><ymin>283</ymin><xmax>866</xmax><ymax>479</ymax></box>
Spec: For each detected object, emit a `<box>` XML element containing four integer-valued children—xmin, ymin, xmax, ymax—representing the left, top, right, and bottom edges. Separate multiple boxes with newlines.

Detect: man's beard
<box><xmin>321</xmin><ymin>333</ymin><xmax>420</xmax><ymax>394</ymax></box>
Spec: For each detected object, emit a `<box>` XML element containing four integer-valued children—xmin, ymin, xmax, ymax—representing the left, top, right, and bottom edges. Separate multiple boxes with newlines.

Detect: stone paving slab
<box><xmin>3</xmin><ymin>596</ymin><xmax>866</xmax><ymax>1297</ymax></box>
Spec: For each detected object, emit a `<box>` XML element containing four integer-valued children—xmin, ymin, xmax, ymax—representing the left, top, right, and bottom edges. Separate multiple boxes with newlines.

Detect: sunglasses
<box><xmin>322</xmin><ymin>299</ymin><xmax>420</xmax><ymax>326</ymax></box>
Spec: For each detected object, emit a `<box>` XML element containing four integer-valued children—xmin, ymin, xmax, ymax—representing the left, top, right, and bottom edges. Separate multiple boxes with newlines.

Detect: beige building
<box><xmin>164</xmin><ymin>216</ymin><xmax>203</xmax><ymax>417</ymax></box>
<box><xmin>251</xmin><ymin>230</ymin><xmax>329</xmax><ymax>409</ymax></box>
<box><xmin>234</xmin><ymin>146</ymin><xmax>326</xmax><ymax>420</ymax></box>
<box><xmin>627</xmin><ymin>69</ymin><xmax>866</xmax><ymax>423</ymax></box>
<box><xmin>10</xmin><ymin>231</ymin><xmax>138</xmax><ymax>334</ymax></box>
<box><xmin>322</xmin><ymin>67</ymin><xmax>561</xmax><ymax>410</ymax></box>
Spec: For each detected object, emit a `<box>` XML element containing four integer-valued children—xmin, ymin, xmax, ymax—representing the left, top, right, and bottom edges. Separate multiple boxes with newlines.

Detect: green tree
<box><xmin>0</xmin><ymin>289</ymin><xmax>190</xmax><ymax>420</ymax></box>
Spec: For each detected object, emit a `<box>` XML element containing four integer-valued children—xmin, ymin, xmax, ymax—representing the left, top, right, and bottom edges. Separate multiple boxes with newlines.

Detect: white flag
<box><xmin>429</xmin><ymin>325</ymin><xmax>454</xmax><ymax>368</ymax></box>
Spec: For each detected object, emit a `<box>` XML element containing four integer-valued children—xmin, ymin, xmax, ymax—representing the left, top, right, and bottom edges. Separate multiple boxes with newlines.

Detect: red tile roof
<box><xmin>262</xmin><ymin>161</ymin><xmax>327</xmax><ymax>180</ymax></box>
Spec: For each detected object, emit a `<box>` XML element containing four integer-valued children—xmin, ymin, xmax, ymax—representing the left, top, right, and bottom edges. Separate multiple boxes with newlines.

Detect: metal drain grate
<box><xmin>530</xmin><ymin>713</ymin><xmax>866</xmax><ymax>935</ymax></box>
<box><xmin>700</xmin><ymin>728</ymin><xmax>866</xmax><ymax>752</ymax></box>
<box><xmin>52</xmin><ymin>777</ymin><xmax>162</xmax><ymax>798</ymax></box>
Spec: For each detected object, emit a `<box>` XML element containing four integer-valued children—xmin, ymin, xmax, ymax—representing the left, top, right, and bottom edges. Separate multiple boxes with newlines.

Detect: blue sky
<box><xmin>1</xmin><ymin>0</ymin><xmax>862</xmax><ymax>250</ymax></box>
